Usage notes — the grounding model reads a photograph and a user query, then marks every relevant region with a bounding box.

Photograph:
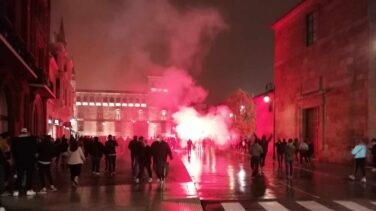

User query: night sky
[51,0,301,104]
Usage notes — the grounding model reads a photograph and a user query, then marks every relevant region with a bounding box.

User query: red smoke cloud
[173,106,233,146]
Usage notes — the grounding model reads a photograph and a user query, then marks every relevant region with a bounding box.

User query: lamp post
[264,92,276,161]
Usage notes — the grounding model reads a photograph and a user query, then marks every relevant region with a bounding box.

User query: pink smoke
[149,67,207,111]
[172,105,233,147]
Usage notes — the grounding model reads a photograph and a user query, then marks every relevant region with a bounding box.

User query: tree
[225,89,256,137]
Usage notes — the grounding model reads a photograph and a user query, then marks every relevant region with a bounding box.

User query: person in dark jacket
[105,135,118,175]
[11,128,38,196]
[128,136,139,173]
[135,137,153,183]
[259,134,272,175]
[37,135,58,193]
[90,137,105,175]
[59,136,69,167]
[275,138,284,167]
[151,135,173,184]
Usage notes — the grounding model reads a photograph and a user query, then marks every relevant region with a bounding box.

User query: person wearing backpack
[105,135,118,175]
[349,138,367,182]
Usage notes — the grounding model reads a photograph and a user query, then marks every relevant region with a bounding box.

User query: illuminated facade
[75,78,173,138]
[46,19,75,139]
[0,0,54,136]
[273,0,376,162]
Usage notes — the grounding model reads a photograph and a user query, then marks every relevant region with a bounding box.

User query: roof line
[272,0,311,30]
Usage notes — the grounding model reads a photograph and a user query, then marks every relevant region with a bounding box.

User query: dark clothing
[90,141,105,158]
[0,164,6,193]
[38,163,53,187]
[37,141,55,162]
[128,139,139,161]
[69,164,82,182]
[16,163,34,190]
[354,158,366,177]
[251,156,260,176]
[151,140,172,180]
[91,156,101,173]
[12,135,37,191]
[153,160,168,179]
[12,135,37,166]
[137,144,153,179]
[151,141,173,163]
[275,141,285,154]
[108,155,116,173]
[105,139,118,155]
[285,160,293,177]
[371,144,376,167]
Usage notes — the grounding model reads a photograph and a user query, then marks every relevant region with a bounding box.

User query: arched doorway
[0,89,8,133]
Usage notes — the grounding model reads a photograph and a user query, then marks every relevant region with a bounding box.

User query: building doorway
[0,89,8,133]
[302,107,319,157]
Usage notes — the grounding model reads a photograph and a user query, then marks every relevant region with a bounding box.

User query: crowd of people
[0,128,174,197]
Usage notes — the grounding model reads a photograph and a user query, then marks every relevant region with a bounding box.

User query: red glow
[172,106,232,146]
[263,95,270,103]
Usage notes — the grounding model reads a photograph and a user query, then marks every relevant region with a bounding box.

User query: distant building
[0,0,54,136]
[273,0,376,161]
[47,19,75,139]
[75,77,173,139]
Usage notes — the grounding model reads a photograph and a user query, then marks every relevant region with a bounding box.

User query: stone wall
[273,0,371,162]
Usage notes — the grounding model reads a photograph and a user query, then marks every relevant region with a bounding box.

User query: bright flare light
[172,106,232,146]
[263,95,270,103]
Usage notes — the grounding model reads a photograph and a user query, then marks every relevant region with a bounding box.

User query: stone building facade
[75,79,172,139]
[0,0,54,136]
[273,0,376,161]
[46,19,75,139]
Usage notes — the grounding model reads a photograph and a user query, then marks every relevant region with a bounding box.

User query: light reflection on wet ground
[180,145,376,202]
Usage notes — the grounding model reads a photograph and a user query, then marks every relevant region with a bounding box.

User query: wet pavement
[2,143,376,210]
[179,146,376,210]
[0,142,202,211]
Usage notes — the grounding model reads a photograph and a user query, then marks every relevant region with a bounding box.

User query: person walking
[67,140,85,187]
[259,134,272,175]
[285,139,296,180]
[89,137,105,175]
[37,135,58,194]
[349,138,367,182]
[11,128,38,196]
[299,140,309,166]
[370,138,376,172]
[151,135,173,185]
[135,137,152,183]
[128,136,139,173]
[105,135,118,175]
[249,140,263,178]
[275,138,284,167]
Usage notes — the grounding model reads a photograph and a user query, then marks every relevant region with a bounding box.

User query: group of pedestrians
[275,138,314,168]
[0,128,62,196]
[128,135,173,185]
[248,134,272,178]
[0,128,121,197]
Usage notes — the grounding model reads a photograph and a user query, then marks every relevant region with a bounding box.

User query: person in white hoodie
[67,139,85,187]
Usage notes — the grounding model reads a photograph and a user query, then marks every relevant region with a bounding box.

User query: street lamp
[264,92,276,161]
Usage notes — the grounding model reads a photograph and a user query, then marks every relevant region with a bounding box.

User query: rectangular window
[55,79,60,98]
[306,12,316,46]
